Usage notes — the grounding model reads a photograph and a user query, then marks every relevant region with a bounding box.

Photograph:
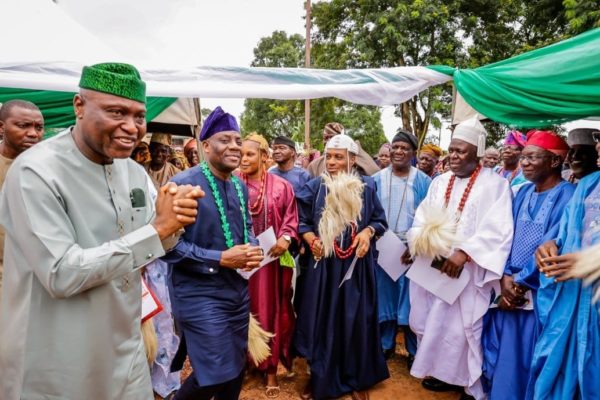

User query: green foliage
[309,0,588,144]
[242,1,597,153]
[240,30,387,155]
[311,0,464,142]
[564,0,600,34]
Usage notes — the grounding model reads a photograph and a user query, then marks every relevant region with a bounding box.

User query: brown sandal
[265,385,280,398]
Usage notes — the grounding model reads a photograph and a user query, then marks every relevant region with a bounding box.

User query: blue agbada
[528,171,600,400]
[481,181,575,400]
[293,175,390,399]
[162,167,257,387]
[372,166,431,355]
[269,166,311,194]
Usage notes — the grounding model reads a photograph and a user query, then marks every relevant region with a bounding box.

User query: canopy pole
[304,0,311,151]
[193,97,204,162]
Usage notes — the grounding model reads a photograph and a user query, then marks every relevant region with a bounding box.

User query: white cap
[452,115,487,157]
[325,134,359,155]
[568,128,596,146]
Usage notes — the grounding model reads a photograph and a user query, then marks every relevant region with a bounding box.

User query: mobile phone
[431,256,463,278]
[431,257,446,270]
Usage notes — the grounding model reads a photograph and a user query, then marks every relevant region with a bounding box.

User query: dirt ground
[238,354,461,400]
[169,338,462,400]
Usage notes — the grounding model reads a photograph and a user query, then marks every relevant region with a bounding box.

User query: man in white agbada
[0,63,204,400]
[407,116,513,400]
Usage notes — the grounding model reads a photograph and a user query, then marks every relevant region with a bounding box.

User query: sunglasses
[593,131,600,143]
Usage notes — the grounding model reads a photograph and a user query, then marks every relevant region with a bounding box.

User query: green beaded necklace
[200,162,248,247]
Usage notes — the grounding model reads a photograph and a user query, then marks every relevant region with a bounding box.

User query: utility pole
[304,0,311,151]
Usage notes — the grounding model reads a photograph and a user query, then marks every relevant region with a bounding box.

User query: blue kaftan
[373,167,431,354]
[528,171,600,400]
[162,168,257,387]
[268,165,311,194]
[481,181,575,400]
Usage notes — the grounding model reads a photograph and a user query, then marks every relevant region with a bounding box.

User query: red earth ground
[164,338,462,400]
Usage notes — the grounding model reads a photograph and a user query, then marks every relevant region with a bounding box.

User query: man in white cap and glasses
[294,134,389,400]
[406,116,514,400]
[562,128,600,183]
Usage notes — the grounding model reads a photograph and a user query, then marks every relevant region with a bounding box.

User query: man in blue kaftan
[529,166,600,399]
[373,130,431,362]
[481,131,574,400]
[164,107,262,400]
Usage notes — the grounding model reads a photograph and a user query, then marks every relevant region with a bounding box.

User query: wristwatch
[282,234,291,243]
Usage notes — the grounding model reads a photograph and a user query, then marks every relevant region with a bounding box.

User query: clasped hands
[221,244,264,271]
[152,182,205,240]
[497,275,529,310]
[303,228,374,260]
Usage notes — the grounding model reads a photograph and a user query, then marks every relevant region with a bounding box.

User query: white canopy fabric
[152,98,199,126]
[2,0,451,116]
[0,62,452,107]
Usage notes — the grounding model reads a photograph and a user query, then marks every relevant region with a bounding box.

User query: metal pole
[304,0,311,151]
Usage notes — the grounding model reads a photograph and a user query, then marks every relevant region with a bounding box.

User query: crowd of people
[0,62,599,400]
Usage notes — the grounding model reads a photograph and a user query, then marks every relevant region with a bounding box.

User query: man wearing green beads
[163,106,264,400]
[0,63,204,400]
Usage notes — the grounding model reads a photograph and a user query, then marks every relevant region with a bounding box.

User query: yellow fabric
[244,132,269,153]
[420,144,443,158]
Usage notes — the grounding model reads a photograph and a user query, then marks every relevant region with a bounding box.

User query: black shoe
[421,377,464,393]
[383,348,395,360]
[460,393,475,400]
[406,354,415,370]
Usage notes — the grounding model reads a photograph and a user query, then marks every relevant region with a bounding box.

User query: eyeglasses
[592,131,600,143]
[519,154,549,163]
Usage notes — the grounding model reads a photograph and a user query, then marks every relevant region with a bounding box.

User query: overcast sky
[57,0,406,144]
[56,0,599,148]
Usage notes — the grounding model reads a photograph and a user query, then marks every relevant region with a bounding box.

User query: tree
[310,0,581,144]
[311,0,464,144]
[240,30,387,155]
[564,0,600,34]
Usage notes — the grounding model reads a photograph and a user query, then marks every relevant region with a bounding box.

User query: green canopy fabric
[0,88,177,136]
[431,28,600,128]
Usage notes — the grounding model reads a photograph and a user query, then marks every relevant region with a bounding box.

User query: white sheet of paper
[376,230,410,282]
[257,226,278,267]
[406,256,470,305]
[238,226,277,280]
[339,256,359,288]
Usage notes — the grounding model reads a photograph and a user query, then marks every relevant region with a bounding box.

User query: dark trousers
[174,370,245,400]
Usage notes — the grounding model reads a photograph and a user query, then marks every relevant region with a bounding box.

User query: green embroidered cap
[79,63,146,103]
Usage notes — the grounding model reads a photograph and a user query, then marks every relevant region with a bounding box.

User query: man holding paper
[407,116,513,400]
[163,107,263,400]
[238,133,298,397]
[294,134,389,400]
[373,129,431,364]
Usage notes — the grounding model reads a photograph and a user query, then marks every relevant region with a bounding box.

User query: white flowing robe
[0,131,166,400]
[407,168,513,399]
